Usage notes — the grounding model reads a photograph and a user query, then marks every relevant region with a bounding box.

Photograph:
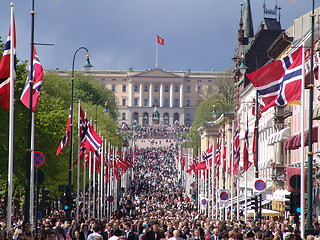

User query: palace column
[129,81,133,107]
[160,83,164,107]
[180,82,184,108]
[169,83,173,108]
[139,83,143,107]
[149,83,153,107]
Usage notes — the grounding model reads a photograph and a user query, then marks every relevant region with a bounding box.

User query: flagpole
[30,114,35,229]
[88,151,92,219]
[300,44,306,239]
[76,101,81,221]
[25,0,36,224]
[82,149,86,219]
[230,121,234,220]
[155,40,158,68]
[7,3,14,230]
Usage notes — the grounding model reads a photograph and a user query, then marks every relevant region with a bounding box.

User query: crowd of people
[1,141,320,240]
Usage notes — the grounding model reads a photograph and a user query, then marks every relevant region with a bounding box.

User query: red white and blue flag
[80,107,102,152]
[243,115,252,172]
[20,46,44,112]
[56,106,72,155]
[214,131,222,165]
[247,48,303,112]
[0,16,16,111]
[233,128,240,174]
[196,145,213,170]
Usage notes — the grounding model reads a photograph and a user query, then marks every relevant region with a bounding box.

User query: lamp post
[239,49,260,222]
[305,0,315,234]
[68,47,93,219]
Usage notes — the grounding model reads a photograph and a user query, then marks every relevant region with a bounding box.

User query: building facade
[77,68,231,126]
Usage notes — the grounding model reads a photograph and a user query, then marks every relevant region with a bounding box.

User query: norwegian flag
[233,128,240,174]
[196,145,213,170]
[247,47,303,112]
[180,154,186,170]
[56,106,72,155]
[20,46,44,111]
[214,131,222,165]
[0,15,16,111]
[243,116,252,172]
[251,98,263,119]
[80,107,102,152]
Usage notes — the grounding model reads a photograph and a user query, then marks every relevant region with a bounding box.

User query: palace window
[134,85,139,92]
[174,86,179,92]
[144,85,149,92]
[122,98,126,106]
[111,85,116,92]
[164,86,169,92]
[186,85,191,93]
[122,85,127,92]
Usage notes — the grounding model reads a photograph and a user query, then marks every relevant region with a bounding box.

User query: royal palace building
[56,68,231,126]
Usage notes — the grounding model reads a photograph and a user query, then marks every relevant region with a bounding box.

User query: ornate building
[74,68,231,126]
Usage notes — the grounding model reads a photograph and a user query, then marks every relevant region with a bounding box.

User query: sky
[0,0,318,72]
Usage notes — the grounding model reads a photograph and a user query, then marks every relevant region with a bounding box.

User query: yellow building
[56,68,231,125]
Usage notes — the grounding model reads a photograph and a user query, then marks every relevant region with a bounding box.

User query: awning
[259,118,273,132]
[284,126,318,150]
[268,127,291,146]
[246,208,281,217]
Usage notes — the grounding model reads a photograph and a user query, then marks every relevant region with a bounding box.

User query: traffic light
[284,193,293,214]
[42,189,51,208]
[291,192,301,215]
[63,195,71,211]
[250,196,257,211]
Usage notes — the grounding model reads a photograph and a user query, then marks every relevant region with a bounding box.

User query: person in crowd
[87,226,103,240]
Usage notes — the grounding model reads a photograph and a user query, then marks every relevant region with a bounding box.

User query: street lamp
[68,47,93,219]
[238,49,260,222]
[211,100,225,119]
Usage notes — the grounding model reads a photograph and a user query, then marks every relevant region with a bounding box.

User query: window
[154,85,159,92]
[164,86,169,92]
[144,85,149,92]
[121,112,126,120]
[164,98,169,107]
[154,98,159,106]
[122,98,126,106]
[186,98,191,106]
[144,98,148,106]
[186,85,191,93]
[111,85,116,92]
[134,98,139,106]
[174,86,179,92]
[134,85,139,92]
[174,98,179,107]
[122,85,127,92]
[196,85,201,93]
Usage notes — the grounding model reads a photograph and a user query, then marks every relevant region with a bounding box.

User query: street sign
[201,198,207,205]
[106,195,114,202]
[254,178,266,192]
[34,151,45,167]
[220,190,229,202]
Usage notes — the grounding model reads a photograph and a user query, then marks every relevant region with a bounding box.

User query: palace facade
[58,68,231,126]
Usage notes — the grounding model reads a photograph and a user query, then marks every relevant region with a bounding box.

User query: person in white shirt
[87,226,102,240]
[168,230,183,240]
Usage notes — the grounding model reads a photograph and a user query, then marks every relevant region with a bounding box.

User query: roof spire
[242,0,254,38]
